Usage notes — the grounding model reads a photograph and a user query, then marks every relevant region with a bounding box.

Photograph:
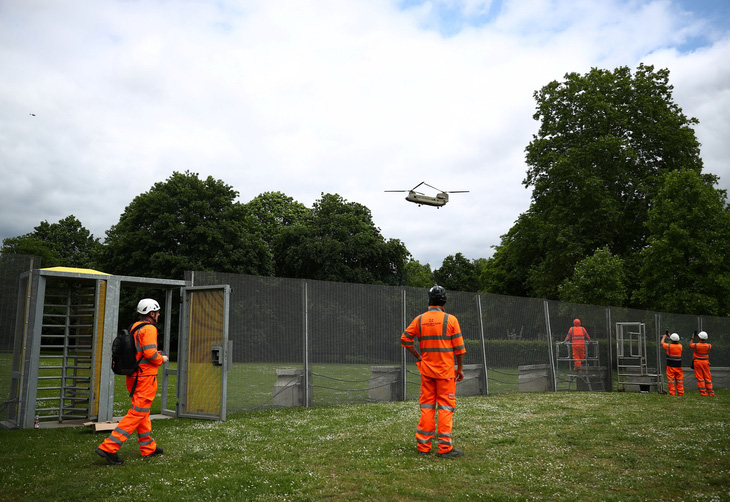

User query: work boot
[143,447,164,458]
[417,449,431,456]
[96,447,124,465]
[437,448,464,458]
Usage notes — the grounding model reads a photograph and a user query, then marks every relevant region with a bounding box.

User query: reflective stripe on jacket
[690,341,711,361]
[662,341,683,368]
[401,306,466,379]
[131,321,164,376]
[566,326,589,344]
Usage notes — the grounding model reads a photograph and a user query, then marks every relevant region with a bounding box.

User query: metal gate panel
[178,285,230,420]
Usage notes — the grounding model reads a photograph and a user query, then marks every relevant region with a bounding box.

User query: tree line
[3,64,730,316]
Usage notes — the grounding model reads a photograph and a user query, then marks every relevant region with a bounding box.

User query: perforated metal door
[177,285,230,420]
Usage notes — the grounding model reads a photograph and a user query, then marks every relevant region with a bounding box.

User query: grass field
[1,389,728,501]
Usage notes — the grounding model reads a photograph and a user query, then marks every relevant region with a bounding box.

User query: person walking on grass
[96,298,168,465]
[661,331,684,396]
[401,285,466,458]
[690,331,714,396]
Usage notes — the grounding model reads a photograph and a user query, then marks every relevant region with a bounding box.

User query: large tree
[636,169,730,316]
[101,171,273,279]
[273,193,410,285]
[484,64,705,301]
[558,246,627,307]
[1,215,101,269]
[245,191,308,248]
[433,253,480,292]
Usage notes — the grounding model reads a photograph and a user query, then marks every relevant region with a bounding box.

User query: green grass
[1,390,728,501]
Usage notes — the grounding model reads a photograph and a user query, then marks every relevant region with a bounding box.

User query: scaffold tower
[553,340,605,391]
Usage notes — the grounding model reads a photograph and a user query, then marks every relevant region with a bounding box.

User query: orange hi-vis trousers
[98,375,158,456]
[571,344,586,368]
[416,374,456,455]
[666,366,684,396]
[693,360,714,396]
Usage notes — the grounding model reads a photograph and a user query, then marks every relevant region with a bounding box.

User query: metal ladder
[615,322,663,393]
[36,283,96,423]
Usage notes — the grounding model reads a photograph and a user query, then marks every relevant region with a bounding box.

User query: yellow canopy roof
[41,266,109,276]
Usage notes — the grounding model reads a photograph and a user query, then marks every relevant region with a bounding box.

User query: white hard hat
[137,298,160,315]
[698,331,708,340]
[670,333,680,342]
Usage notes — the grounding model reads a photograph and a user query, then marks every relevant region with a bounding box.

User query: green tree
[558,246,627,307]
[245,191,308,247]
[636,169,730,316]
[273,193,410,285]
[485,64,704,301]
[101,171,273,279]
[1,215,101,268]
[403,259,433,287]
[433,253,480,292]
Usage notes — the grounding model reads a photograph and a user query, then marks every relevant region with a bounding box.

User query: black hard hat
[428,285,447,306]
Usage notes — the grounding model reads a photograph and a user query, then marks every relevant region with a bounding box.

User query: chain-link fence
[189,272,730,414]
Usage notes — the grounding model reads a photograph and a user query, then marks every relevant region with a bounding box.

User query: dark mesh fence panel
[307,280,403,407]
[547,300,610,391]
[0,256,37,423]
[480,293,549,394]
[192,272,305,412]
[184,271,730,412]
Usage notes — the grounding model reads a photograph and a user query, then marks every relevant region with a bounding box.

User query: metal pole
[302,281,310,407]
[606,307,613,392]
[544,300,556,392]
[476,294,489,395]
[400,288,407,401]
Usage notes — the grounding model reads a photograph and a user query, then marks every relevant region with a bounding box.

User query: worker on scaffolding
[661,332,684,396]
[564,318,591,371]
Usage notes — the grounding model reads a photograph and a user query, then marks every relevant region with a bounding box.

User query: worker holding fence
[564,318,591,369]
[401,285,466,458]
[690,331,714,396]
[661,332,684,396]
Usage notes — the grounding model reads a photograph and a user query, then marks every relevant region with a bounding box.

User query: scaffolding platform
[554,340,605,391]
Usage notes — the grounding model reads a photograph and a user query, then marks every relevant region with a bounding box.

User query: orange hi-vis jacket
[690,341,711,362]
[662,341,683,367]
[131,321,165,376]
[401,306,466,379]
[566,326,590,345]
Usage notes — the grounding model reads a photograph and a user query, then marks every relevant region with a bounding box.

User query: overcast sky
[1,0,729,269]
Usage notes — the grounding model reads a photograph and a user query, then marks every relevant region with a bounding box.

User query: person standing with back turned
[96,298,169,465]
[564,318,591,370]
[690,331,714,396]
[401,285,466,458]
[661,331,684,396]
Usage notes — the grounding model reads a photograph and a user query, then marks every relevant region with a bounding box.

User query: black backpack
[111,322,150,376]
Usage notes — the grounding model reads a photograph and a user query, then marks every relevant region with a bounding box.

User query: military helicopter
[385,182,469,208]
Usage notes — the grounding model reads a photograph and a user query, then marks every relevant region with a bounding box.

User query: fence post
[400,288,407,401]
[606,307,613,392]
[544,300,556,392]
[302,281,310,407]
[477,294,489,395]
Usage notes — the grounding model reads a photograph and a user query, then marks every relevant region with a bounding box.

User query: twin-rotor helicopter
[385,182,469,208]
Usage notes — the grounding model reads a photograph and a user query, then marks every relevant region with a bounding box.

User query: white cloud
[1,0,728,268]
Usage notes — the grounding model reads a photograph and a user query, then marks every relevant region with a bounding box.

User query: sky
[1,0,729,270]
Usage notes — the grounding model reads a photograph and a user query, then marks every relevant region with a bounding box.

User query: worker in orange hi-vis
[661,332,684,396]
[564,318,591,369]
[96,298,169,465]
[690,331,714,397]
[401,285,466,458]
